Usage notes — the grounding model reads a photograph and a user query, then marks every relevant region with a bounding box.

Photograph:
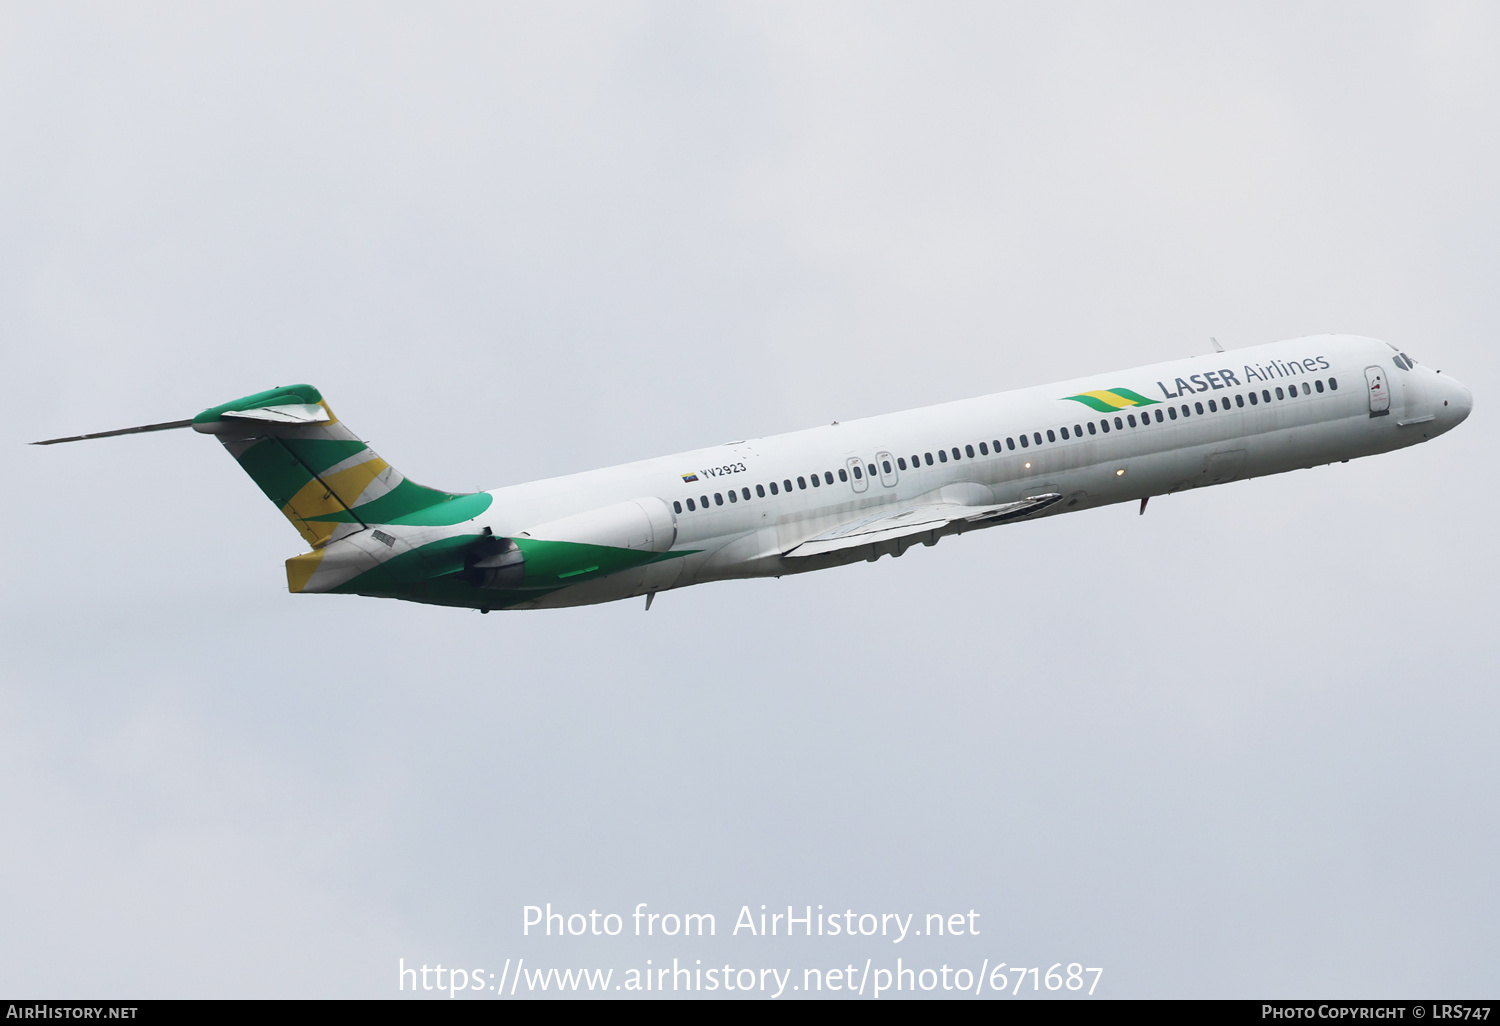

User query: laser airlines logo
[1060,388,1160,412]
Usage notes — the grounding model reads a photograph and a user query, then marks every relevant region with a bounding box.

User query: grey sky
[2,1,1496,998]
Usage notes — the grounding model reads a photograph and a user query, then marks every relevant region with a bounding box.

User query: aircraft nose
[1437,372,1473,426]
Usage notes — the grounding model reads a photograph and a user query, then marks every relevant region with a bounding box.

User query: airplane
[32,334,1471,612]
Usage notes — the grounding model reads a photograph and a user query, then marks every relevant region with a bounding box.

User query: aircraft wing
[782,492,1061,559]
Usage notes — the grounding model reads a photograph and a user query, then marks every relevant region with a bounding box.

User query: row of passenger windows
[674,468,849,513]
[671,378,1337,514]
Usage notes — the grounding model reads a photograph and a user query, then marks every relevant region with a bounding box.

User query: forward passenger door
[1365,366,1390,417]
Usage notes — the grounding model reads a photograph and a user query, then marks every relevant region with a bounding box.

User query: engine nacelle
[524,497,677,552]
[468,497,678,590]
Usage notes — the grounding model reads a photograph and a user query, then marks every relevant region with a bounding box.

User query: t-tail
[189,384,469,549]
[33,384,491,594]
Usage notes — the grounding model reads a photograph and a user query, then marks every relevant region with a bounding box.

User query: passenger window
[1127,414,1137,427]
[1261,390,1271,402]
[938,449,948,462]
[1006,438,1016,450]
[1100,419,1110,433]
[925,453,934,465]
[979,442,988,455]
[1207,400,1216,412]
[1155,409,1165,422]
[714,493,723,505]
[1302,383,1311,395]
[851,466,862,479]
[1248,392,1258,405]
[1329,377,1338,390]
[1046,430,1056,443]
[1275,386,1284,400]
[1075,424,1083,435]
[701,495,709,507]
[1235,394,1244,407]
[756,484,766,497]
[1315,380,1324,393]
[1193,403,1203,415]
[728,490,737,503]
[881,461,891,474]
[1168,407,1178,420]
[838,469,848,482]
[965,445,975,458]
[810,475,820,488]
[951,447,961,460]
[673,500,683,514]
[992,440,1002,452]
[1060,427,1069,439]
[797,476,807,489]
[742,488,751,500]
[1033,433,1042,446]
[897,457,907,470]
[785,479,794,492]
[1086,422,1096,435]
[865,467,874,480]
[1019,435,1029,448]
[770,481,780,494]
[1180,405,1190,417]
[686,498,696,511]
[1114,416,1123,429]
[825,472,835,484]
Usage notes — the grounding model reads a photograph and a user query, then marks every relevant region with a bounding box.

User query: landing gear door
[1365,366,1390,416]
[845,456,869,493]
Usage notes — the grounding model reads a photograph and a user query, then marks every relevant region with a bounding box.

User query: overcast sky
[2,1,1497,999]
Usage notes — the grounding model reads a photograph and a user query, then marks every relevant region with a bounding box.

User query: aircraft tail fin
[191,384,466,548]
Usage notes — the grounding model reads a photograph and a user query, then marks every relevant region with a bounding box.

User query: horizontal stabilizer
[783,492,1061,559]
[30,419,193,445]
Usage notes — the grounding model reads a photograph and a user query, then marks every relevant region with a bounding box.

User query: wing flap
[783,492,1061,558]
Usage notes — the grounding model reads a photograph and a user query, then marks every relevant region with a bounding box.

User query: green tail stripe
[231,437,373,509]
[304,479,472,524]
[235,438,316,507]
[1063,395,1118,412]
[386,492,494,526]
[513,538,654,584]
[331,535,479,594]
[1108,388,1159,406]
[332,535,698,606]
[278,438,371,476]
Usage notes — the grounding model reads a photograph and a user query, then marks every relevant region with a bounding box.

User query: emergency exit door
[845,457,869,493]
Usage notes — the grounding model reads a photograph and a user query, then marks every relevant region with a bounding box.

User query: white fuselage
[449,335,1471,608]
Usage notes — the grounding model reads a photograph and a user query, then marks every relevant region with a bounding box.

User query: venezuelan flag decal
[681,473,699,483]
[1061,388,1160,413]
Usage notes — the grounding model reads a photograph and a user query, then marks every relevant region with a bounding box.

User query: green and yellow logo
[1061,388,1160,413]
